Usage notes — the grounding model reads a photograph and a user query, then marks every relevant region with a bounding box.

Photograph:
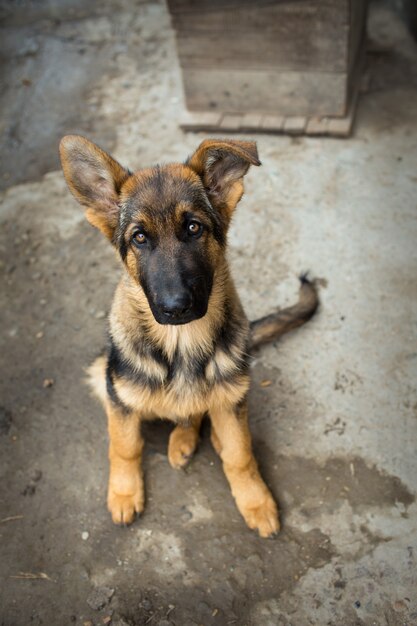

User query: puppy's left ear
[187,139,260,223]
[59,135,131,240]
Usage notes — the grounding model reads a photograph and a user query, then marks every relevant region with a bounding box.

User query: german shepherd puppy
[59,136,318,538]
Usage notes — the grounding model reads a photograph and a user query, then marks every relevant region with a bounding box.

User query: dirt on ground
[1,1,417,626]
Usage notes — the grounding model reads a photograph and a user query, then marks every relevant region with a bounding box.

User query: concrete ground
[1,1,416,625]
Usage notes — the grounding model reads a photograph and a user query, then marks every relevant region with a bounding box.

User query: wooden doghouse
[167,0,368,136]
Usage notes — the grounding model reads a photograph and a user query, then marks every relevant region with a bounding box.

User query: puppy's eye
[132,231,147,247]
[187,221,203,238]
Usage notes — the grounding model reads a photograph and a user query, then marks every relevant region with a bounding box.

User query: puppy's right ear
[59,135,131,240]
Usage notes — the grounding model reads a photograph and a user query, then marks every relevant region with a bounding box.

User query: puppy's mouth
[150,300,209,326]
[154,311,204,325]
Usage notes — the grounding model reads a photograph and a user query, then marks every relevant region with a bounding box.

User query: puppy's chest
[138,344,227,391]
[118,339,249,420]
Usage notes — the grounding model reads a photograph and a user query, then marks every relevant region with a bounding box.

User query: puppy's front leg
[210,401,279,538]
[107,405,144,525]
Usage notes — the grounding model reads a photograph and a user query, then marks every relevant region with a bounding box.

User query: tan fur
[60,135,319,539]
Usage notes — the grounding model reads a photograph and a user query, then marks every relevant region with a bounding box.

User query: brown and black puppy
[59,136,318,538]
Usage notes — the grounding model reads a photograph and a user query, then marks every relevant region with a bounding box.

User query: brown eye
[132,231,147,247]
[188,221,203,237]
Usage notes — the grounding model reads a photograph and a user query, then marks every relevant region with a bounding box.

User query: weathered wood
[348,0,368,71]
[176,27,348,72]
[283,116,307,134]
[305,116,330,135]
[327,115,353,136]
[179,111,223,131]
[179,110,354,138]
[183,69,347,117]
[261,115,285,131]
[240,113,263,130]
[169,4,347,32]
[220,114,242,130]
[168,0,366,126]
[167,0,344,14]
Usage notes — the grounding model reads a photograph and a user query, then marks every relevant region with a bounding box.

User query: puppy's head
[59,136,260,325]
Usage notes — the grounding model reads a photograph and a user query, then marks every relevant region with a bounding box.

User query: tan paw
[107,488,144,525]
[168,426,199,469]
[240,496,280,538]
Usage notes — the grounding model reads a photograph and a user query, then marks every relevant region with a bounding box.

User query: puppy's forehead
[121,164,208,218]
[115,163,225,255]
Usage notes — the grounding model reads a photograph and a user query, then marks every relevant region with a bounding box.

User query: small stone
[197,601,210,614]
[87,586,114,611]
[36,331,44,339]
[141,600,152,611]
[31,469,42,482]
[260,379,272,387]
[103,617,112,624]
[43,378,54,388]
[82,531,89,541]
[21,484,36,496]
[393,600,407,612]
[95,310,106,319]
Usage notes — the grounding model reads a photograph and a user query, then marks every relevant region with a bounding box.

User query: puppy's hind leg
[168,414,204,469]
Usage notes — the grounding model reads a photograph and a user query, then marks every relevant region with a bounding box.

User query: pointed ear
[59,135,131,239]
[187,139,261,221]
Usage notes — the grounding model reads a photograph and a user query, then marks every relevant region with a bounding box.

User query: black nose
[161,292,193,318]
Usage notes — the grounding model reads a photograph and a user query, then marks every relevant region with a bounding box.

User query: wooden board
[167,0,344,15]
[179,106,356,138]
[176,27,348,72]
[183,68,347,117]
[169,3,347,31]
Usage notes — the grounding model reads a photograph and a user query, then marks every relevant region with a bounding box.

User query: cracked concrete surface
[0,1,416,625]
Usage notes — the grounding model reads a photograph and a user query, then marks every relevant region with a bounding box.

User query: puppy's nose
[161,292,193,318]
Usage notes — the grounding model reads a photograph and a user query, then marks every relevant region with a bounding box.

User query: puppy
[60,136,318,538]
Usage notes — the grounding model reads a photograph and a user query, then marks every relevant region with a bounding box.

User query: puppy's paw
[168,425,199,469]
[241,496,280,539]
[107,488,144,526]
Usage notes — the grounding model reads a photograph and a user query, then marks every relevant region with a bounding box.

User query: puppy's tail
[249,274,319,350]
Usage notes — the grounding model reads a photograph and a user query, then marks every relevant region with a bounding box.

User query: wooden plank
[348,0,368,72]
[283,116,307,134]
[305,116,329,135]
[261,115,284,131]
[327,115,353,137]
[179,111,222,131]
[240,113,263,131]
[220,114,242,130]
[182,68,347,117]
[167,0,345,16]
[178,110,358,138]
[176,26,348,72]
[170,4,347,31]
